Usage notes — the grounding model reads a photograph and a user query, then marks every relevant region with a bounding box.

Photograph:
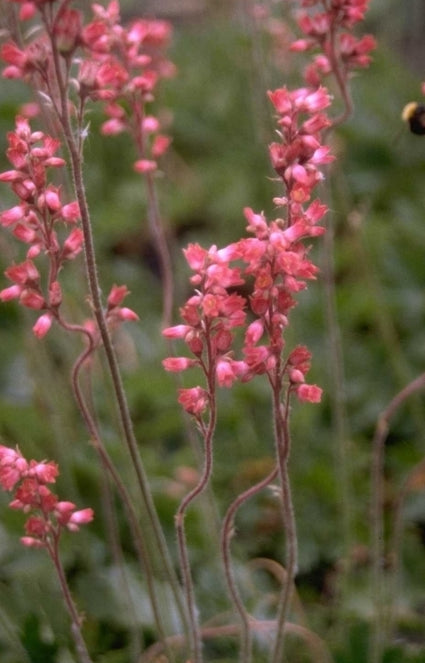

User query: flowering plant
[1,1,421,663]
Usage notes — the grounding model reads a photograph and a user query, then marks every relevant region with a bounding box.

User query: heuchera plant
[0,0,377,662]
[0,444,93,662]
[162,77,331,663]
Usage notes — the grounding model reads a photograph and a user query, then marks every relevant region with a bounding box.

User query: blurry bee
[402,102,425,135]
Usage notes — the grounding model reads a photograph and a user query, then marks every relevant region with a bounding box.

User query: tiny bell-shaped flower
[32,313,53,339]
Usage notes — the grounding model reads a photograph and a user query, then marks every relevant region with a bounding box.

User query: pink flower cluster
[83,2,174,168]
[290,0,376,86]
[162,85,330,415]
[0,116,82,337]
[163,243,247,416]
[77,1,174,172]
[0,444,93,548]
[1,1,173,172]
[0,115,138,339]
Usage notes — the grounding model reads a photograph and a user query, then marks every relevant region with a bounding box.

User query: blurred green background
[1,0,425,661]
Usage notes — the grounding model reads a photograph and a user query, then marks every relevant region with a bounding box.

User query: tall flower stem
[369,372,425,663]
[46,534,93,663]
[175,337,218,662]
[132,100,174,329]
[145,171,174,330]
[175,403,216,662]
[58,318,175,657]
[221,467,278,663]
[270,386,297,663]
[42,17,188,635]
[321,207,352,583]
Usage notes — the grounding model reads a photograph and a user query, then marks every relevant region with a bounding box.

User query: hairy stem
[46,535,93,663]
[270,387,297,663]
[42,17,187,632]
[221,467,278,663]
[58,318,176,659]
[132,99,174,329]
[175,333,218,662]
[175,400,216,663]
[369,372,425,663]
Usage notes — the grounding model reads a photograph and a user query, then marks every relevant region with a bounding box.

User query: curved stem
[387,458,425,640]
[141,618,334,663]
[369,372,425,663]
[175,403,216,663]
[56,316,176,659]
[175,359,218,663]
[270,387,298,663]
[221,467,278,663]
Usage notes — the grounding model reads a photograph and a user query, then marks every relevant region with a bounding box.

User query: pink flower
[19,289,45,309]
[0,444,94,546]
[142,116,160,132]
[162,325,191,339]
[152,134,171,158]
[53,8,82,55]
[116,307,139,321]
[178,387,209,415]
[0,285,22,301]
[5,260,39,285]
[245,320,264,345]
[0,205,24,226]
[25,515,48,537]
[67,508,94,531]
[216,359,240,388]
[183,243,208,271]
[107,284,130,307]
[32,313,53,338]
[21,535,45,547]
[134,159,157,173]
[62,228,84,260]
[295,383,322,403]
[29,461,59,484]
[43,186,61,211]
[101,118,126,135]
[61,201,81,222]
[162,357,196,372]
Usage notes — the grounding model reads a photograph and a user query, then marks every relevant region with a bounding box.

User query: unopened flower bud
[32,313,53,339]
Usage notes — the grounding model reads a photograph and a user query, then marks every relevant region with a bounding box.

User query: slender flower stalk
[260,0,376,618]
[0,0,188,639]
[0,444,94,663]
[163,243,247,661]
[270,388,298,663]
[174,395,217,663]
[221,467,278,663]
[56,314,175,659]
[369,372,425,663]
[47,535,94,663]
[163,83,330,660]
